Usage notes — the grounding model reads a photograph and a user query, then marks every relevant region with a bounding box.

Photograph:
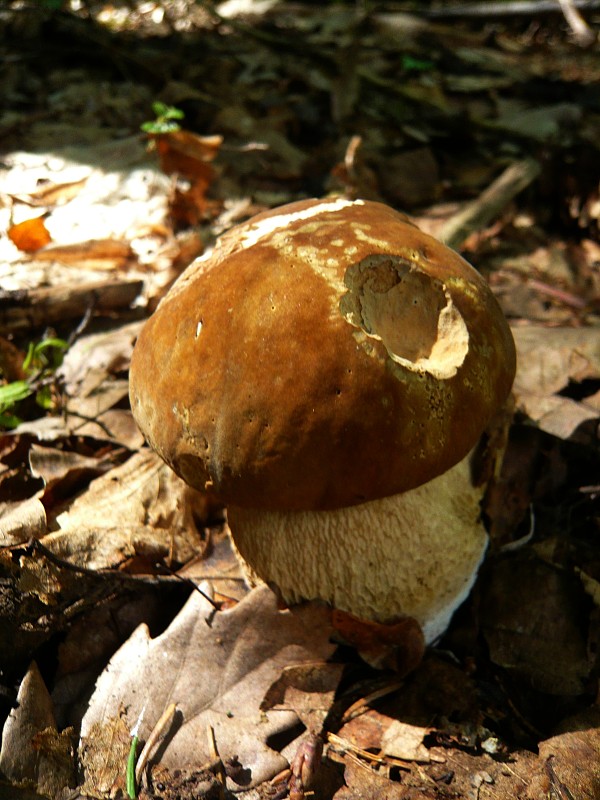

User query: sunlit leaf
[8,216,52,253]
[0,380,32,411]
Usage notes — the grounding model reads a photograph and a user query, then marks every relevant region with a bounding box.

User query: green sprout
[126,734,139,799]
[401,54,434,72]
[0,336,68,429]
[141,102,185,135]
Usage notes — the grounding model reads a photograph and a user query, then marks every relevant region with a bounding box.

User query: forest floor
[0,1,599,798]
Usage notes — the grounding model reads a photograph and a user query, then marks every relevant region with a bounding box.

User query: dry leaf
[332,610,425,674]
[261,662,343,735]
[380,720,431,763]
[0,496,47,546]
[527,709,600,799]
[79,712,131,798]
[334,758,435,799]
[155,130,223,169]
[8,216,52,252]
[44,450,208,571]
[35,238,135,270]
[512,326,600,398]
[17,176,88,206]
[480,556,593,695]
[29,443,117,493]
[0,661,75,798]
[80,585,335,790]
[511,325,600,440]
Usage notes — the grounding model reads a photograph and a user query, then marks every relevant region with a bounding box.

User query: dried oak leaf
[527,708,600,800]
[43,450,208,571]
[334,759,437,800]
[480,555,593,695]
[0,661,75,798]
[80,585,335,791]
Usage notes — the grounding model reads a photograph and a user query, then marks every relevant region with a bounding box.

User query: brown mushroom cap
[129,198,515,511]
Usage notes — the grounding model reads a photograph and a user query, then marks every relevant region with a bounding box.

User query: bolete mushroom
[129,198,516,643]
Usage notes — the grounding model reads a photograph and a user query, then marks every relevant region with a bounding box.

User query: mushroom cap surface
[129,198,516,510]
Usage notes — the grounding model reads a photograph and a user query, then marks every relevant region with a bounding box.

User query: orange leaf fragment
[155,131,222,182]
[333,609,425,674]
[8,216,52,253]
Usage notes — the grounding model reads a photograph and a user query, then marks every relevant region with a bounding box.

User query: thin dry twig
[206,724,227,800]
[423,0,600,17]
[439,158,541,250]
[340,680,404,724]
[0,279,143,334]
[135,702,177,784]
[557,0,597,45]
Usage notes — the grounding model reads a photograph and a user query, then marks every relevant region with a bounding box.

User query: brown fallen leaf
[29,442,119,495]
[480,555,594,695]
[512,326,600,399]
[8,176,88,208]
[527,708,600,800]
[0,661,75,797]
[380,720,432,763]
[44,450,209,572]
[0,496,47,546]
[332,609,425,674]
[154,130,223,170]
[334,757,436,799]
[35,238,136,270]
[79,585,336,791]
[261,661,344,735]
[511,325,600,441]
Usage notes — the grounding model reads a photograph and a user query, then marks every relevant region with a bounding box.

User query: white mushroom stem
[227,451,488,644]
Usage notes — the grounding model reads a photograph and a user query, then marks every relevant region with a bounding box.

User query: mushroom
[129,198,516,643]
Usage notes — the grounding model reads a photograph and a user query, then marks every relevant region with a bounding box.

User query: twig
[206,724,227,800]
[422,0,600,18]
[155,562,223,611]
[527,278,588,309]
[557,0,597,45]
[0,279,143,334]
[439,157,541,250]
[135,703,177,784]
[340,679,404,724]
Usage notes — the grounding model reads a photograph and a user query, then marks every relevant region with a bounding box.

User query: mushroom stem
[228,450,488,644]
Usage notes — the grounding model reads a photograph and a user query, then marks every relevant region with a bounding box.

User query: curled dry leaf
[511,325,600,440]
[0,661,75,797]
[44,450,209,571]
[332,610,425,674]
[380,720,432,763]
[261,661,344,735]
[512,326,600,398]
[0,496,47,546]
[34,238,136,270]
[80,585,335,791]
[334,758,436,800]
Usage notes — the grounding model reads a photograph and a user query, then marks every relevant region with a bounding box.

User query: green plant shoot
[141,102,185,134]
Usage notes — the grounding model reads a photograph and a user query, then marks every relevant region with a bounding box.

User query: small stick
[557,0,596,45]
[206,724,227,800]
[135,703,177,784]
[527,279,588,309]
[0,279,143,334]
[422,0,600,18]
[439,158,541,250]
[340,679,404,724]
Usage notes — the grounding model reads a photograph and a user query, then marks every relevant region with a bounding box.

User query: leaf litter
[80,586,337,794]
[0,1,599,798]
